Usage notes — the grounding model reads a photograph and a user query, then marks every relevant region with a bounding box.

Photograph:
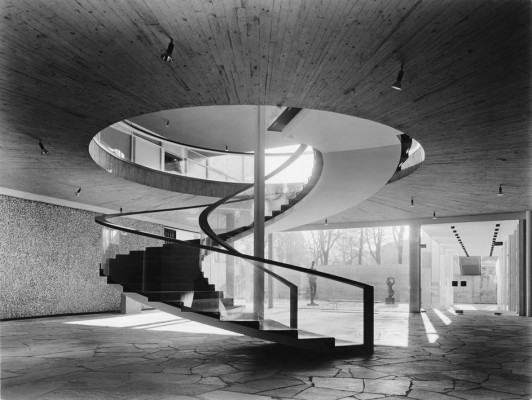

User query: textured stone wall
[0,195,162,320]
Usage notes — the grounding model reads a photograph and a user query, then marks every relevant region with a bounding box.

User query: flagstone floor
[1,307,531,399]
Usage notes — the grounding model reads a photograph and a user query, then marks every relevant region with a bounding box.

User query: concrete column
[420,230,432,309]
[518,219,526,316]
[526,210,531,317]
[439,249,448,307]
[254,105,265,320]
[225,213,235,298]
[502,241,509,310]
[510,232,516,312]
[121,294,141,314]
[446,250,454,306]
[431,238,441,307]
[409,224,421,313]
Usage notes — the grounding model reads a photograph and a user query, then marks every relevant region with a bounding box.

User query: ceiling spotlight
[120,207,123,213]
[324,218,328,226]
[75,187,81,196]
[39,140,48,155]
[391,64,404,90]
[498,184,504,196]
[225,145,228,152]
[410,198,415,207]
[432,211,437,220]
[161,39,174,62]
[165,120,170,127]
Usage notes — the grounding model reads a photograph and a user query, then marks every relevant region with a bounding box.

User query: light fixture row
[489,223,501,256]
[450,225,469,257]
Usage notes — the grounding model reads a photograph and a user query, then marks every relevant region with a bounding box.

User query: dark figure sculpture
[385,276,395,305]
[307,261,318,306]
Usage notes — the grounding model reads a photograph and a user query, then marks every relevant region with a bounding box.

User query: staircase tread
[296,329,336,341]
[221,312,257,322]
[259,319,297,331]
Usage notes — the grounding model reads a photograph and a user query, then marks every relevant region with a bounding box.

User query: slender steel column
[268,233,274,308]
[254,105,266,320]
[225,212,235,298]
[409,224,421,313]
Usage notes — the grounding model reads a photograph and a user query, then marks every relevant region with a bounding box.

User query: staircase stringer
[121,290,335,353]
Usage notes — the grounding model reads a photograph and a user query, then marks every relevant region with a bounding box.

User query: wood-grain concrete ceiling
[0,0,530,228]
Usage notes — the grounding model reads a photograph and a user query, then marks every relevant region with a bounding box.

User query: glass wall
[265,225,410,346]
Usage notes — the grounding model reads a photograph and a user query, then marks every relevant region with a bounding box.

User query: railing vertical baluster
[363,287,374,351]
[290,287,298,329]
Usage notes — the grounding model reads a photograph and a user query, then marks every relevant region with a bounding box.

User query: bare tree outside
[306,229,341,265]
[392,226,405,264]
[335,229,364,265]
[365,227,383,264]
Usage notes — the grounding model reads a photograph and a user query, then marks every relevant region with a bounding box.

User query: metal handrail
[198,145,309,328]
[95,145,374,350]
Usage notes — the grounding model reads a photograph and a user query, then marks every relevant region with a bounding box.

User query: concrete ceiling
[0,0,530,228]
[422,221,519,258]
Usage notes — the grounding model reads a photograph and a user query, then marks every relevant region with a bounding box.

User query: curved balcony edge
[89,139,249,198]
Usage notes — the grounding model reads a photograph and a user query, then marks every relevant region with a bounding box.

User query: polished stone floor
[1,307,531,399]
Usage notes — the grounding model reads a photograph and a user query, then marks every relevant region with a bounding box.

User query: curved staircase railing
[96,145,374,354]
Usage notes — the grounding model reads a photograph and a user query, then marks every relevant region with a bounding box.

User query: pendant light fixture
[391,64,404,90]
[161,39,174,62]
[75,187,81,196]
[324,218,328,226]
[432,211,437,220]
[410,197,415,207]
[498,184,504,196]
[39,140,48,155]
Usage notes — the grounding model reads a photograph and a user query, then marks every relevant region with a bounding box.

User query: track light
[498,184,504,196]
[410,197,414,207]
[391,65,404,90]
[75,187,81,196]
[39,140,48,155]
[161,39,174,62]
[432,211,437,220]
[324,218,328,226]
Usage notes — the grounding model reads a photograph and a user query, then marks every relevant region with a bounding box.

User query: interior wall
[0,195,162,320]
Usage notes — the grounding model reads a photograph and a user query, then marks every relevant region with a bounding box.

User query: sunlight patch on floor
[421,312,439,343]
[65,311,241,336]
[433,308,452,325]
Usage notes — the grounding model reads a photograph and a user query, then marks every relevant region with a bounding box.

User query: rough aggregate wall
[0,195,163,319]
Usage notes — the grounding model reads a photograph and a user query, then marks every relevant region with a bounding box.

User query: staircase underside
[116,286,367,354]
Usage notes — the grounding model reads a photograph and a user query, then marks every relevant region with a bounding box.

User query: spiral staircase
[95,134,417,353]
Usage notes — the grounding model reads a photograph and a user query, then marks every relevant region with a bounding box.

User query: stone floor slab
[1,309,531,400]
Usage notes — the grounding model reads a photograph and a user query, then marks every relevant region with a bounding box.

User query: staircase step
[221,313,260,329]
[296,329,336,346]
[260,320,298,338]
